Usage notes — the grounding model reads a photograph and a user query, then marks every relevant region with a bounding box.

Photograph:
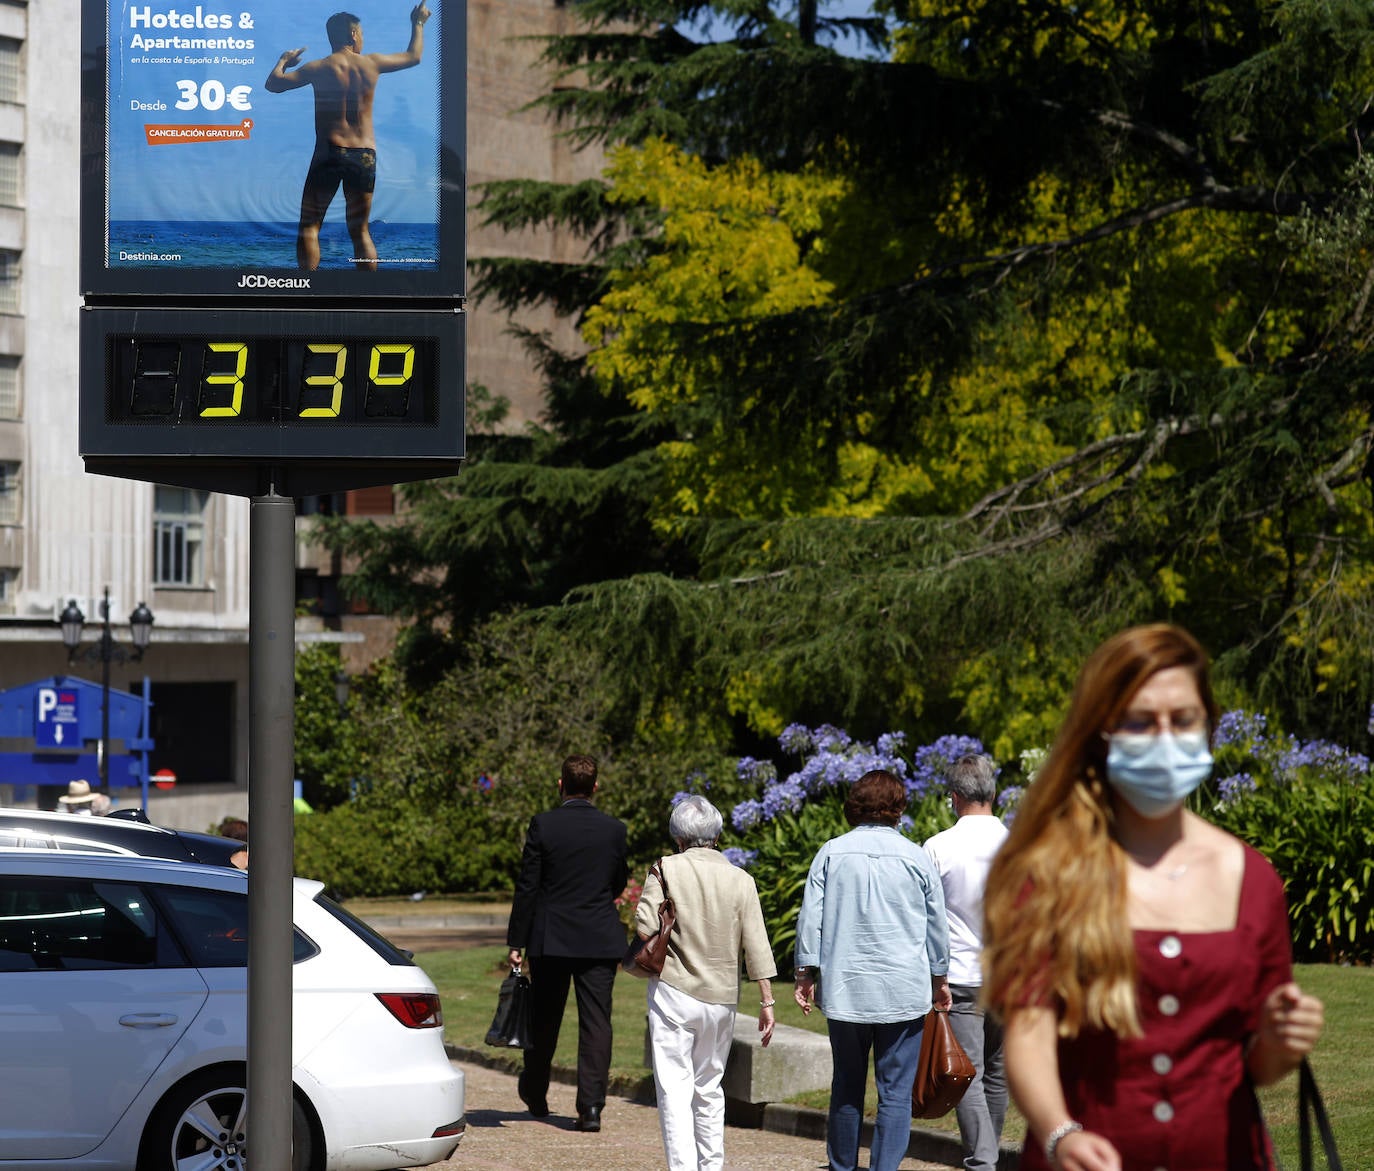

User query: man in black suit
[506,754,629,1132]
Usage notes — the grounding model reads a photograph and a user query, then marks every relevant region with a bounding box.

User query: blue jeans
[948,984,1006,1171]
[826,1016,924,1171]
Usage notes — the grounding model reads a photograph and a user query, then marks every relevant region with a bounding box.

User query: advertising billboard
[80,0,465,299]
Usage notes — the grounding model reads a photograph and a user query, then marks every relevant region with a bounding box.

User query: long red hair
[981,624,1219,1037]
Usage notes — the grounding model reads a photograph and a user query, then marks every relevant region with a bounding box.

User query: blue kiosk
[0,676,154,810]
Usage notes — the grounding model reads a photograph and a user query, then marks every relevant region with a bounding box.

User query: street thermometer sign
[79,0,467,496]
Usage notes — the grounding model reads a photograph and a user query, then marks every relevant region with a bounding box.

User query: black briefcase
[484,965,534,1049]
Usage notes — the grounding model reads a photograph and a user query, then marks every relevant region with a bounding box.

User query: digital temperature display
[79,307,465,496]
[110,336,437,426]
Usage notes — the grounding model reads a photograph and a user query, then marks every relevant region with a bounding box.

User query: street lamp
[59,586,155,789]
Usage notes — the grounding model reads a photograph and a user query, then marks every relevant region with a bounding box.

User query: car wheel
[138,1071,313,1171]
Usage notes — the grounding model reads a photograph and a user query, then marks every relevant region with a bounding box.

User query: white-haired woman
[632,794,777,1171]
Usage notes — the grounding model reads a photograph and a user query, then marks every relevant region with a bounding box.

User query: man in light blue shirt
[794,770,951,1171]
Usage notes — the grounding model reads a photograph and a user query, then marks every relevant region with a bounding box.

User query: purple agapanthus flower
[722,847,758,869]
[1217,773,1257,804]
[726,725,982,832]
[736,756,777,786]
[779,724,814,755]
[813,725,853,753]
[731,799,763,831]
[1273,737,1370,783]
[1213,710,1268,749]
[994,783,1024,827]
[762,779,806,819]
[877,731,908,756]
[909,735,986,797]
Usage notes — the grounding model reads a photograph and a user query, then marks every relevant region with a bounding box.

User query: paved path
[424,1057,953,1171]
[365,913,1016,1170]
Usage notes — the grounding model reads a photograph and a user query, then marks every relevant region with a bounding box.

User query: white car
[0,851,465,1170]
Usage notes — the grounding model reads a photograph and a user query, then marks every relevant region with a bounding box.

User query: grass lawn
[415,943,663,1080]
[415,945,1372,1163]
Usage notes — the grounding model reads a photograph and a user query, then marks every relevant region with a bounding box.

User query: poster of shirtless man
[93,0,454,289]
[265,4,432,271]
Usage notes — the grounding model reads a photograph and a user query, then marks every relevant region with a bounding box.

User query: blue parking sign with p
[35,687,81,749]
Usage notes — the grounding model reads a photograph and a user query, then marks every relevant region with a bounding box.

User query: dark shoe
[517,1075,549,1118]
[574,1106,602,1132]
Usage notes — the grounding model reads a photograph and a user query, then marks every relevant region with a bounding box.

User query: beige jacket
[635,847,777,1006]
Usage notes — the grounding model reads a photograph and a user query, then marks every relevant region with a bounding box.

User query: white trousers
[647,978,737,1171]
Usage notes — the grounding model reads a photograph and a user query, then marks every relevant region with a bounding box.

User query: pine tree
[324,0,1374,753]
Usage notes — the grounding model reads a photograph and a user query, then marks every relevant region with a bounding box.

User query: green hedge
[1203,711,1374,963]
[293,798,519,898]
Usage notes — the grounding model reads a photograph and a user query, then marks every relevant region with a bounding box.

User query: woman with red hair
[983,624,1324,1171]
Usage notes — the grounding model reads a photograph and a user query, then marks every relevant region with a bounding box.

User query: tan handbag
[912,1007,976,1118]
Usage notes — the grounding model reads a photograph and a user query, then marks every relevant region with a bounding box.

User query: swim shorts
[305,145,378,195]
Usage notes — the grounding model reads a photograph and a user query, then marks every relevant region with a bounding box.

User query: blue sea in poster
[109,220,439,270]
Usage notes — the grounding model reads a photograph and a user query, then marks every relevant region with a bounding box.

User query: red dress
[1019,845,1293,1171]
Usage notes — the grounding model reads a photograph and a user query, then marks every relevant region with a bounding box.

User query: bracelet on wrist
[760,999,776,1008]
[1044,1120,1083,1167]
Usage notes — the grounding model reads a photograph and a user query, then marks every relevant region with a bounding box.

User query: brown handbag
[912,1007,976,1118]
[621,859,676,976]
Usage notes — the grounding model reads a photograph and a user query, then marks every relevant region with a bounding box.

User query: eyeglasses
[1111,708,1207,737]
[1104,708,1210,757]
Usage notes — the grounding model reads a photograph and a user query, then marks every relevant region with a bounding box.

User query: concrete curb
[367,912,510,929]
[445,1045,1019,1169]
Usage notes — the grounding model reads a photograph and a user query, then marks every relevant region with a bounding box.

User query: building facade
[0,0,600,803]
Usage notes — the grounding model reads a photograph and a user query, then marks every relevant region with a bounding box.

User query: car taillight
[375,992,444,1028]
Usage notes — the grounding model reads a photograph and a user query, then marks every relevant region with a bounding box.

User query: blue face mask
[1105,730,1213,819]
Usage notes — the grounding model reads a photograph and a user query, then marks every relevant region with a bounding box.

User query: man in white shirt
[924,753,1010,1171]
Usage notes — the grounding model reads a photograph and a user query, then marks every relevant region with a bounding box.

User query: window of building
[153,486,209,586]
[0,39,22,106]
[0,356,19,418]
[0,567,14,613]
[0,251,20,314]
[0,461,18,525]
[0,144,20,207]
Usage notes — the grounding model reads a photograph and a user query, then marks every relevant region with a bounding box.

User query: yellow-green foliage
[584,140,860,524]
[584,138,841,406]
[950,643,1083,762]
[582,128,1311,535]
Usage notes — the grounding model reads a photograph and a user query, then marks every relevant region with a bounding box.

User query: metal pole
[141,676,152,814]
[99,586,111,789]
[248,492,296,1171]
